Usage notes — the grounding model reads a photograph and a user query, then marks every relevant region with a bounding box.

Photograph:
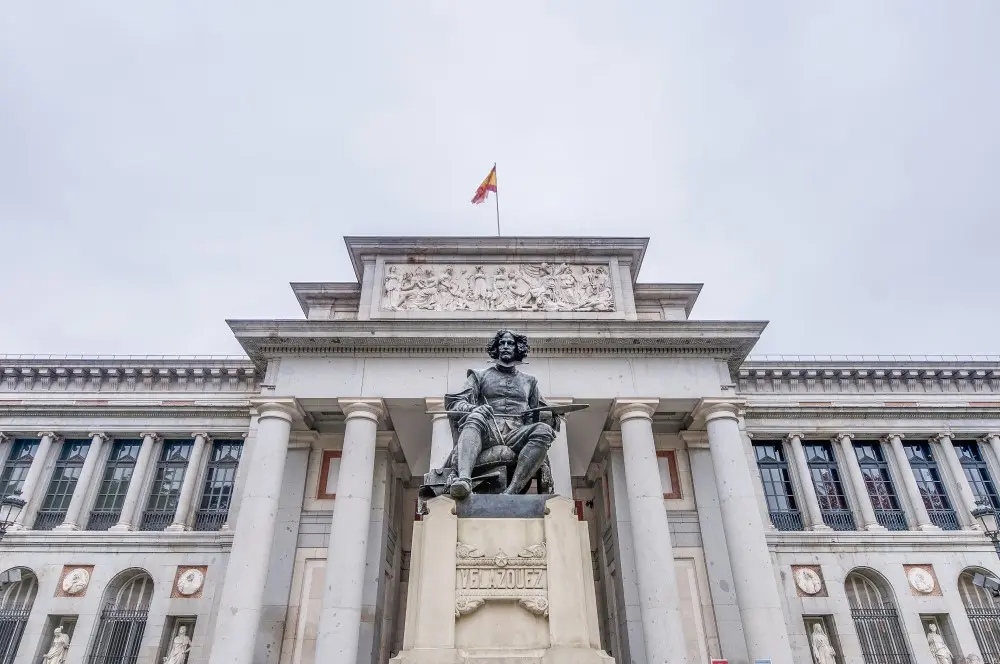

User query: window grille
[87,440,143,531]
[0,568,37,664]
[854,442,908,531]
[0,439,39,499]
[960,570,1000,664]
[194,440,242,531]
[904,442,959,530]
[753,442,803,531]
[139,440,192,531]
[956,442,1000,509]
[805,442,856,530]
[34,440,91,530]
[87,571,153,664]
[846,571,913,664]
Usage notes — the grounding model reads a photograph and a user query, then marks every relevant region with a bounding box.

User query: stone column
[426,397,453,470]
[833,433,884,530]
[701,401,794,664]
[786,432,830,531]
[314,398,384,664]
[166,432,211,531]
[55,432,108,531]
[208,401,297,664]
[547,397,573,497]
[613,399,689,664]
[109,432,159,532]
[883,434,937,531]
[932,433,979,528]
[982,434,1000,485]
[11,432,59,528]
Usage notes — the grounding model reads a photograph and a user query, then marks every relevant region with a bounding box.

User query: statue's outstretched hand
[471,404,494,418]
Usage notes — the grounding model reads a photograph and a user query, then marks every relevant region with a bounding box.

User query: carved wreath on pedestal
[382,263,615,313]
[455,541,549,618]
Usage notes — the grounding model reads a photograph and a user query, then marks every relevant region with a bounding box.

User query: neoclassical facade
[1,236,999,664]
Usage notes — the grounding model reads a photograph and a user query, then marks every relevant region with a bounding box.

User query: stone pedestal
[391,495,613,664]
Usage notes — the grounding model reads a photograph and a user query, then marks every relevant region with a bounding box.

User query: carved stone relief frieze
[454,540,549,618]
[381,263,615,313]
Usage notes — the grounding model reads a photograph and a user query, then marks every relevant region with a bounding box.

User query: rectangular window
[139,440,192,531]
[804,442,856,531]
[194,440,243,531]
[956,442,1000,509]
[0,439,40,499]
[86,439,143,530]
[753,442,803,531]
[854,442,908,530]
[904,442,959,530]
[34,440,91,530]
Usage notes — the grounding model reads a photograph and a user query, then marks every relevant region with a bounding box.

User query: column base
[164,523,189,532]
[53,522,80,532]
[864,523,888,531]
[107,523,133,533]
[916,523,942,531]
[808,524,833,532]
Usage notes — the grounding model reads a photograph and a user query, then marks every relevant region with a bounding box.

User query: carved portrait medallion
[172,566,207,598]
[793,567,824,596]
[907,566,936,594]
[60,567,91,596]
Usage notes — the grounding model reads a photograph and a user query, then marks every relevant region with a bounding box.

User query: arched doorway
[0,567,38,664]
[959,568,1000,664]
[87,569,154,663]
[845,568,913,664]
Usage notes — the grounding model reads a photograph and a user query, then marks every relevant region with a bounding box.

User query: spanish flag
[471,164,497,204]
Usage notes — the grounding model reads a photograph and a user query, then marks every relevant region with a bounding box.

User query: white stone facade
[1,236,998,664]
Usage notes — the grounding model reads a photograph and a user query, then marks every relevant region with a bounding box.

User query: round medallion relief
[794,568,823,595]
[176,568,205,596]
[61,568,90,595]
[908,567,936,594]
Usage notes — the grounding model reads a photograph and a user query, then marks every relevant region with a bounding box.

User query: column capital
[37,431,62,441]
[0,432,11,444]
[978,433,1000,444]
[88,432,110,442]
[139,432,162,442]
[611,399,658,423]
[784,432,805,444]
[252,399,302,424]
[191,432,213,442]
[929,433,953,444]
[339,398,384,422]
[680,430,709,448]
[880,433,905,444]
[690,398,743,426]
[424,397,449,422]
[832,433,854,444]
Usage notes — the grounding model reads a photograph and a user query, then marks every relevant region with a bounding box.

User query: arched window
[959,568,1000,664]
[845,569,913,664]
[87,569,154,663]
[0,567,38,664]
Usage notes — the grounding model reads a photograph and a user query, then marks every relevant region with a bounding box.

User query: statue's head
[812,623,822,633]
[929,624,939,633]
[487,329,529,364]
[179,626,187,635]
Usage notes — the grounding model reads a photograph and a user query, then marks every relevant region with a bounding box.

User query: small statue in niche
[42,626,71,664]
[810,623,837,664]
[162,625,192,664]
[926,624,954,664]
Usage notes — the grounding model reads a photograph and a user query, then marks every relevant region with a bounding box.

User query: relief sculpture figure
[926,624,953,664]
[420,330,587,499]
[810,623,837,664]
[162,625,192,664]
[42,627,71,664]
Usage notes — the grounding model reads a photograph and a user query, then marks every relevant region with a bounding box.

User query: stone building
[1,235,999,664]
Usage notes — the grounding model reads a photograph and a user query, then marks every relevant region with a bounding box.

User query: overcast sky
[2,2,997,357]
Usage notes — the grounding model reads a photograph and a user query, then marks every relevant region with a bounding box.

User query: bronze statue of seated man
[424,329,560,499]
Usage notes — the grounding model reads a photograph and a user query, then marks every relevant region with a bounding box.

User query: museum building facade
[1,236,999,664]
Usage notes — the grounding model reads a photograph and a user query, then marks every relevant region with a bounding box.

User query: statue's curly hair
[487,329,529,361]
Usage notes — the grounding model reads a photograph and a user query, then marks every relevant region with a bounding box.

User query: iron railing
[967,607,1000,664]
[875,509,908,531]
[33,510,65,531]
[86,609,147,664]
[137,511,173,531]
[0,608,29,664]
[86,510,121,531]
[821,509,857,531]
[851,607,913,664]
[929,509,961,531]
[769,510,803,531]
[193,509,228,532]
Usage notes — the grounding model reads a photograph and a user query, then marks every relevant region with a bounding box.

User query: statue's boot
[451,427,482,499]
[503,440,548,494]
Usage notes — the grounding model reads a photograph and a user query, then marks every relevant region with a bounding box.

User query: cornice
[229,319,766,375]
[766,529,999,552]
[0,530,233,552]
[632,283,703,318]
[744,403,1000,422]
[343,236,649,282]
[0,402,252,420]
[738,362,1000,396]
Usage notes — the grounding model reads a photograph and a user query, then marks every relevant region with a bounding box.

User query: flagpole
[494,163,501,236]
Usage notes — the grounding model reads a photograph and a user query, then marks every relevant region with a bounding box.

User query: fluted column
[547,397,573,497]
[932,433,978,529]
[786,432,830,530]
[883,433,937,530]
[982,434,1000,490]
[614,399,688,664]
[426,397,453,470]
[109,432,160,531]
[55,432,108,531]
[11,432,59,529]
[833,433,883,530]
[315,398,385,664]
[208,401,297,664]
[701,401,793,664]
[166,432,211,531]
